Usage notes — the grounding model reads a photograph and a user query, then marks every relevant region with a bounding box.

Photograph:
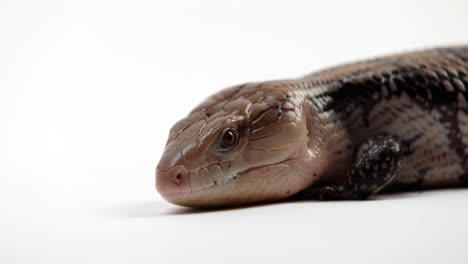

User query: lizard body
[156,46,468,207]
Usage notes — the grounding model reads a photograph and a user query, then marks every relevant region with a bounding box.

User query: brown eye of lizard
[218,127,238,151]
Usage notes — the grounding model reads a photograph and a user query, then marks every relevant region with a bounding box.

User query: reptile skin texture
[298,46,468,189]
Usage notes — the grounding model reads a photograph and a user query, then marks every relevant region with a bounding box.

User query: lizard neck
[292,82,355,184]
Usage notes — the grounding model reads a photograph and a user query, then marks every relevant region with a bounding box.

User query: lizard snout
[156,165,189,197]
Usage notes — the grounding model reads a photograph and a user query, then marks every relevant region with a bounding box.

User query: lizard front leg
[303,135,403,200]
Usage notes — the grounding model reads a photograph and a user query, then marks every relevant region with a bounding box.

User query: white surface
[1,0,468,263]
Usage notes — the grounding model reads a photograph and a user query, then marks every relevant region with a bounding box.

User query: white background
[1,0,468,263]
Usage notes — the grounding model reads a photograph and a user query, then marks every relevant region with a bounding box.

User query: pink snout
[156,165,189,196]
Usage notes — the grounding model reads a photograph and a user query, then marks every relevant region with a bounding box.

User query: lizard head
[156,82,318,207]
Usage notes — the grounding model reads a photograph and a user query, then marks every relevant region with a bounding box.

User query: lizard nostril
[165,165,188,185]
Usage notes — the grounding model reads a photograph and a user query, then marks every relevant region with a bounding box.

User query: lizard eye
[218,127,239,152]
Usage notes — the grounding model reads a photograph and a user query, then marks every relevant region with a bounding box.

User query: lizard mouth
[157,157,301,205]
